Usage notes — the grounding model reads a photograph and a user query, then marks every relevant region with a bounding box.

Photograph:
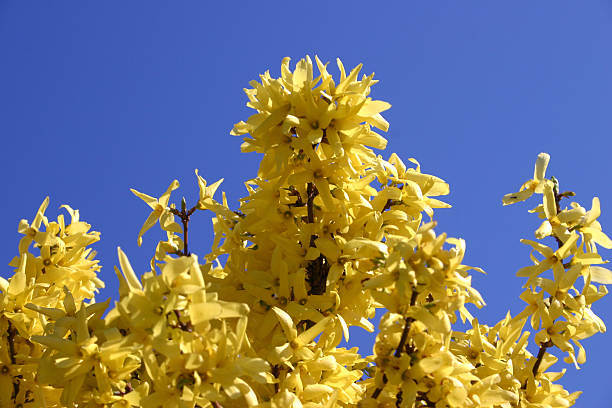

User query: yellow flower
[503,152,551,205]
[131,180,182,245]
[194,169,224,210]
[576,197,612,251]
[517,234,578,285]
[16,196,49,254]
[269,306,331,364]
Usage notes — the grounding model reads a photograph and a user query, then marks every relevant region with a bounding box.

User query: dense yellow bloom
[0,57,609,407]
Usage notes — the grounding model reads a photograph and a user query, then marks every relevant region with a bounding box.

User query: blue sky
[1,2,611,405]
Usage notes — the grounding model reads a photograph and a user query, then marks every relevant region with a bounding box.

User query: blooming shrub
[1,56,610,407]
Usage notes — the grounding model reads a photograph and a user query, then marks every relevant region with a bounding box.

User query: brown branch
[372,290,419,399]
[271,364,280,394]
[531,339,553,378]
[211,402,223,408]
[287,186,305,208]
[524,181,564,388]
[416,393,437,407]
[395,390,403,407]
[170,200,199,257]
[113,382,133,396]
[172,310,193,332]
[307,254,329,295]
[382,199,394,212]
[371,379,385,399]
[7,321,19,401]
[306,183,317,227]
[304,182,329,295]
[394,291,419,358]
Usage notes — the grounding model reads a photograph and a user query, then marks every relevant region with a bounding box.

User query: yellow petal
[33,196,50,229]
[130,189,158,209]
[533,152,550,182]
[535,220,553,239]
[296,316,332,345]
[292,56,313,91]
[502,188,534,206]
[419,354,446,374]
[0,376,12,407]
[358,99,392,117]
[480,389,518,406]
[117,247,143,291]
[354,128,388,149]
[158,179,180,208]
[302,384,334,401]
[25,303,66,320]
[542,182,557,219]
[555,233,579,259]
[314,178,336,211]
[588,266,612,284]
[272,306,298,340]
[365,113,390,132]
[7,254,27,297]
[582,197,601,226]
[136,210,161,246]
[31,335,79,355]
[582,227,612,249]
[189,302,223,325]
[325,128,344,157]
[335,62,362,95]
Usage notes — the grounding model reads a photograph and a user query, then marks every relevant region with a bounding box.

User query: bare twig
[525,181,565,387]
[394,291,419,358]
[372,290,419,399]
[170,200,199,257]
[531,339,553,378]
[304,182,330,296]
[172,310,193,332]
[7,321,19,401]
[382,199,394,212]
[272,364,280,393]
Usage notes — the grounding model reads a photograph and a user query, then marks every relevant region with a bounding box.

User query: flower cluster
[1,199,104,406]
[1,56,609,407]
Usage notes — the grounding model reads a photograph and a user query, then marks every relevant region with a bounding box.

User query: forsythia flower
[131,180,182,246]
[502,152,551,206]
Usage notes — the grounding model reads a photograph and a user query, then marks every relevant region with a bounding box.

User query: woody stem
[7,321,19,401]
[305,182,328,296]
[170,204,198,257]
[529,182,563,382]
[372,290,418,399]
[531,339,553,378]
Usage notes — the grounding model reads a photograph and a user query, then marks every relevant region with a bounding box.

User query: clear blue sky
[1,2,611,405]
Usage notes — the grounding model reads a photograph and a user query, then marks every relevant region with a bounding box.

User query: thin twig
[113,382,133,396]
[170,202,199,257]
[7,321,19,401]
[287,186,305,208]
[272,364,280,394]
[531,339,553,377]
[394,291,419,358]
[304,182,329,295]
[382,199,394,212]
[372,290,419,399]
[525,182,565,387]
[173,310,193,332]
[306,183,317,227]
